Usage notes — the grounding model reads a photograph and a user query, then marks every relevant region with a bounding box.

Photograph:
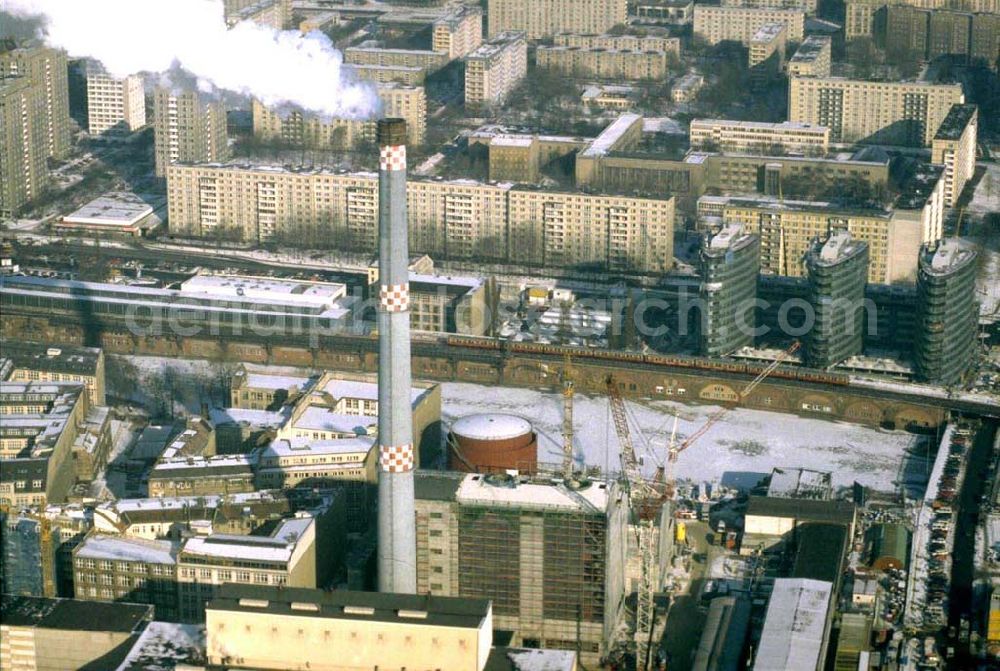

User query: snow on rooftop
[180,516,313,563]
[62,192,155,227]
[292,405,375,435]
[209,407,291,428]
[180,273,347,308]
[451,413,533,441]
[115,621,204,671]
[456,473,610,512]
[581,113,641,157]
[755,578,832,671]
[77,535,178,565]
[491,135,535,148]
[504,648,578,671]
[243,373,311,391]
[262,435,374,458]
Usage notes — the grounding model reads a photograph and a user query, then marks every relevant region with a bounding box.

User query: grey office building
[804,230,870,369]
[914,240,978,385]
[700,224,761,356]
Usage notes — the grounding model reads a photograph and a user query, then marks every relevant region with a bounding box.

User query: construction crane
[663,341,801,500]
[606,376,658,671]
[561,354,575,482]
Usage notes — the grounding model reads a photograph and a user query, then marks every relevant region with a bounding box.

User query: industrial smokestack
[376,118,417,594]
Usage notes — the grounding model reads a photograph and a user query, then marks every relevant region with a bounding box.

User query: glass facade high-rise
[699,224,761,356]
[804,230,870,369]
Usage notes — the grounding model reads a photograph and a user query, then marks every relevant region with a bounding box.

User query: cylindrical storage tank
[448,413,537,474]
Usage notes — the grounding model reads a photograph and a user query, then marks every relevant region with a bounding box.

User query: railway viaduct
[4,312,982,432]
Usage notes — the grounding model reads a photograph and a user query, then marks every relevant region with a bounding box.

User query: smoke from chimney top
[4,0,380,119]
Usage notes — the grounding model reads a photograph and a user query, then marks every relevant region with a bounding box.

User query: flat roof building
[85,71,146,138]
[931,103,978,207]
[0,44,71,160]
[413,471,629,665]
[690,119,829,156]
[56,192,165,238]
[753,578,833,671]
[693,6,805,45]
[487,0,627,40]
[464,31,527,108]
[788,35,832,78]
[147,454,257,498]
[0,340,106,406]
[693,595,751,671]
[789,76,965,146]
[153,88,229,178]
[0,76,49,218]
[749,23,787,86]
[536,45,673,82]
[206,584,494,671]
[433,5,483,59]
[915,239,979,385]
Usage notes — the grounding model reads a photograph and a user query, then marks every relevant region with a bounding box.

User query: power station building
[413,471,629,665]
[914,240,979,386]
[803,231,870,369]
[699,225,761,356]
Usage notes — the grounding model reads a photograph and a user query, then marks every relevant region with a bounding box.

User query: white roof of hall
[754,578,832,671]
[451,413,533,441]
[456,473,611,512]
[180,273,346,309]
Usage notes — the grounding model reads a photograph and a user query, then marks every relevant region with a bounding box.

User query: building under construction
[414,471,629,664]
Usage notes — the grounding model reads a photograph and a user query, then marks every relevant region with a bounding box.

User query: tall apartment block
[689,119,830,155]
[0,44,71,159]
[432,5,483,59]
[804,230,870,369]
[721,0,817,11]
[344,46,449,73]
[487,0,628,39]
[85,72,146,138]
[930,103,977,207]
[464,32,527,108]
[0,76,49,217]
[699,225,761,356]
[413,472,629,664]
[553,32,681,56]
[252,83,427,147]
[707,195,929,284]
[693,6,805,45]
[224,0,291,29]
[748,23,787,86]
[165,163,675,273]
[788,35,832,78]
[153,89,229,177]
[914,240,978,385]
[788,77,964,146]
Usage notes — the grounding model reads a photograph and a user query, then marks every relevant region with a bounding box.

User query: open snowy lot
[441,382,928,494]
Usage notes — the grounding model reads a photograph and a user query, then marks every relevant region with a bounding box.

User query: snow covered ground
[965,162,1000,320]
[440,383,926,494]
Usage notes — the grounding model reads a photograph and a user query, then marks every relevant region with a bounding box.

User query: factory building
[413,471,629,664]
[448,413,538,474]
[788,35,832,78]
[85,71,146,138]
[464,31,527,108]
[153,88,229,177]
[914,240,979,385]
[487,0,627,40]
[753,578,834,671]
[699,225,760,357]
[931,104,978,207]
[804,231,871,369]
[788,77,964,146]
[693,6,805,45]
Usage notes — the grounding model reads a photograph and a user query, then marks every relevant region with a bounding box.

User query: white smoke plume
[4,0,379,119]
